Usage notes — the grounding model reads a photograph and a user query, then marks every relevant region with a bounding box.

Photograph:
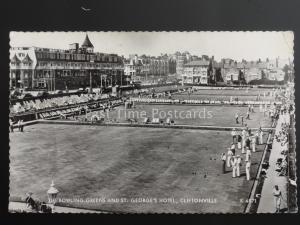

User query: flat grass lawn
[180,88,274,96]
[10,124,268,213]
[171,93,274,102]
[85,104,272,128]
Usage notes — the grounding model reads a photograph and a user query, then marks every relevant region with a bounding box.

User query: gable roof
[22,54,33,63]
[11,54,21,63]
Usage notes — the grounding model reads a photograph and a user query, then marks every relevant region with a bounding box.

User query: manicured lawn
[84,104,272,128]
[10,124,269,213]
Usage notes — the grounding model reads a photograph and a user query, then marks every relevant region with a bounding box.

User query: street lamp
[47,180,59,211]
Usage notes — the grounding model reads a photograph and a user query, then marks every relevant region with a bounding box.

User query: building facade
[182,60,210,84]
[10,34,125,91]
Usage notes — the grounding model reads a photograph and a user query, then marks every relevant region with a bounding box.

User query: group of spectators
[10,93,110,114]
[274,113,290,176]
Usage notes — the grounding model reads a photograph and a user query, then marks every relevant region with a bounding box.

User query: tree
[238,70,246,84]
[261,70,267,80]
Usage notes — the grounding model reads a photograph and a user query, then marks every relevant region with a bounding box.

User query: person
[240,115,244,125]
[271,111,275,123]
[231,156,237,178]
[251,104,254,113]
[245,147,251,162]
[236,155,242,177]
[245,147,251,180]
[227,148,233,168]
[230,143,236,155]
[259,126,264,144]
[231,128,237,143]
[241,128,247,154]
[221,153,227,174]
[245,159,251,181]
[246,137,251,150]
[251,135,256,152]
[9,119,14,133]
[235,112,239,124]
[17,120,21,131]
[20,119,24,132]
[237,134,242,150]
[273,185,283,213]
[246,110,250,120]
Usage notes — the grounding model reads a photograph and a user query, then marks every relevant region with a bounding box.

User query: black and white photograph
[8,31,296,214]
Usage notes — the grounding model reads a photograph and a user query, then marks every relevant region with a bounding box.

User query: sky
[10,31,294,61]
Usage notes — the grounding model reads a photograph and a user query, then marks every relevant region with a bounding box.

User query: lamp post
[47,180,59,211]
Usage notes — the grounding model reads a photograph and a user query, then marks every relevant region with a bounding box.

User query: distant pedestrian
[235,112,239,124]
[20,120,24,132]
[231,128,237,143]
[259,126,264,144]
[237,134,242,150]
[221,153,227,174]
[240,115,244,125]
[246,109,250,119]
[17,120,21,131]
[273,185,283,213]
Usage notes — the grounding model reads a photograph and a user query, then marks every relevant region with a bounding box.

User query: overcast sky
[10,32,293,61]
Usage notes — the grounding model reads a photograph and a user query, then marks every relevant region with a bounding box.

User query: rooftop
[81,34,94,48]
[184,60,210,67]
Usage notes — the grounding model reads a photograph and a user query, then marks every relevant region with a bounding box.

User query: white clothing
[246,161,251,180]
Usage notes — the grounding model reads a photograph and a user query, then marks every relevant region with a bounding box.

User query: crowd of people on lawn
[221,124,266,181]
[220,100,278,180]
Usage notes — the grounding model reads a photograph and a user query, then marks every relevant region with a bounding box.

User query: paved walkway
[9,201,104,213]
[257,114,289,213]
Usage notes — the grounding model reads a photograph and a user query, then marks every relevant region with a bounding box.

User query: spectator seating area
[10,93,110,114]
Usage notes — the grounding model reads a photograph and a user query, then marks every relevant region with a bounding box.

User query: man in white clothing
[231,156,237,178]
[251,135,256,152]
[241,128,247,154]
[245,160,251,181]
[227,148,233,168]
[236,155,242,177]
[245,147,251,180]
